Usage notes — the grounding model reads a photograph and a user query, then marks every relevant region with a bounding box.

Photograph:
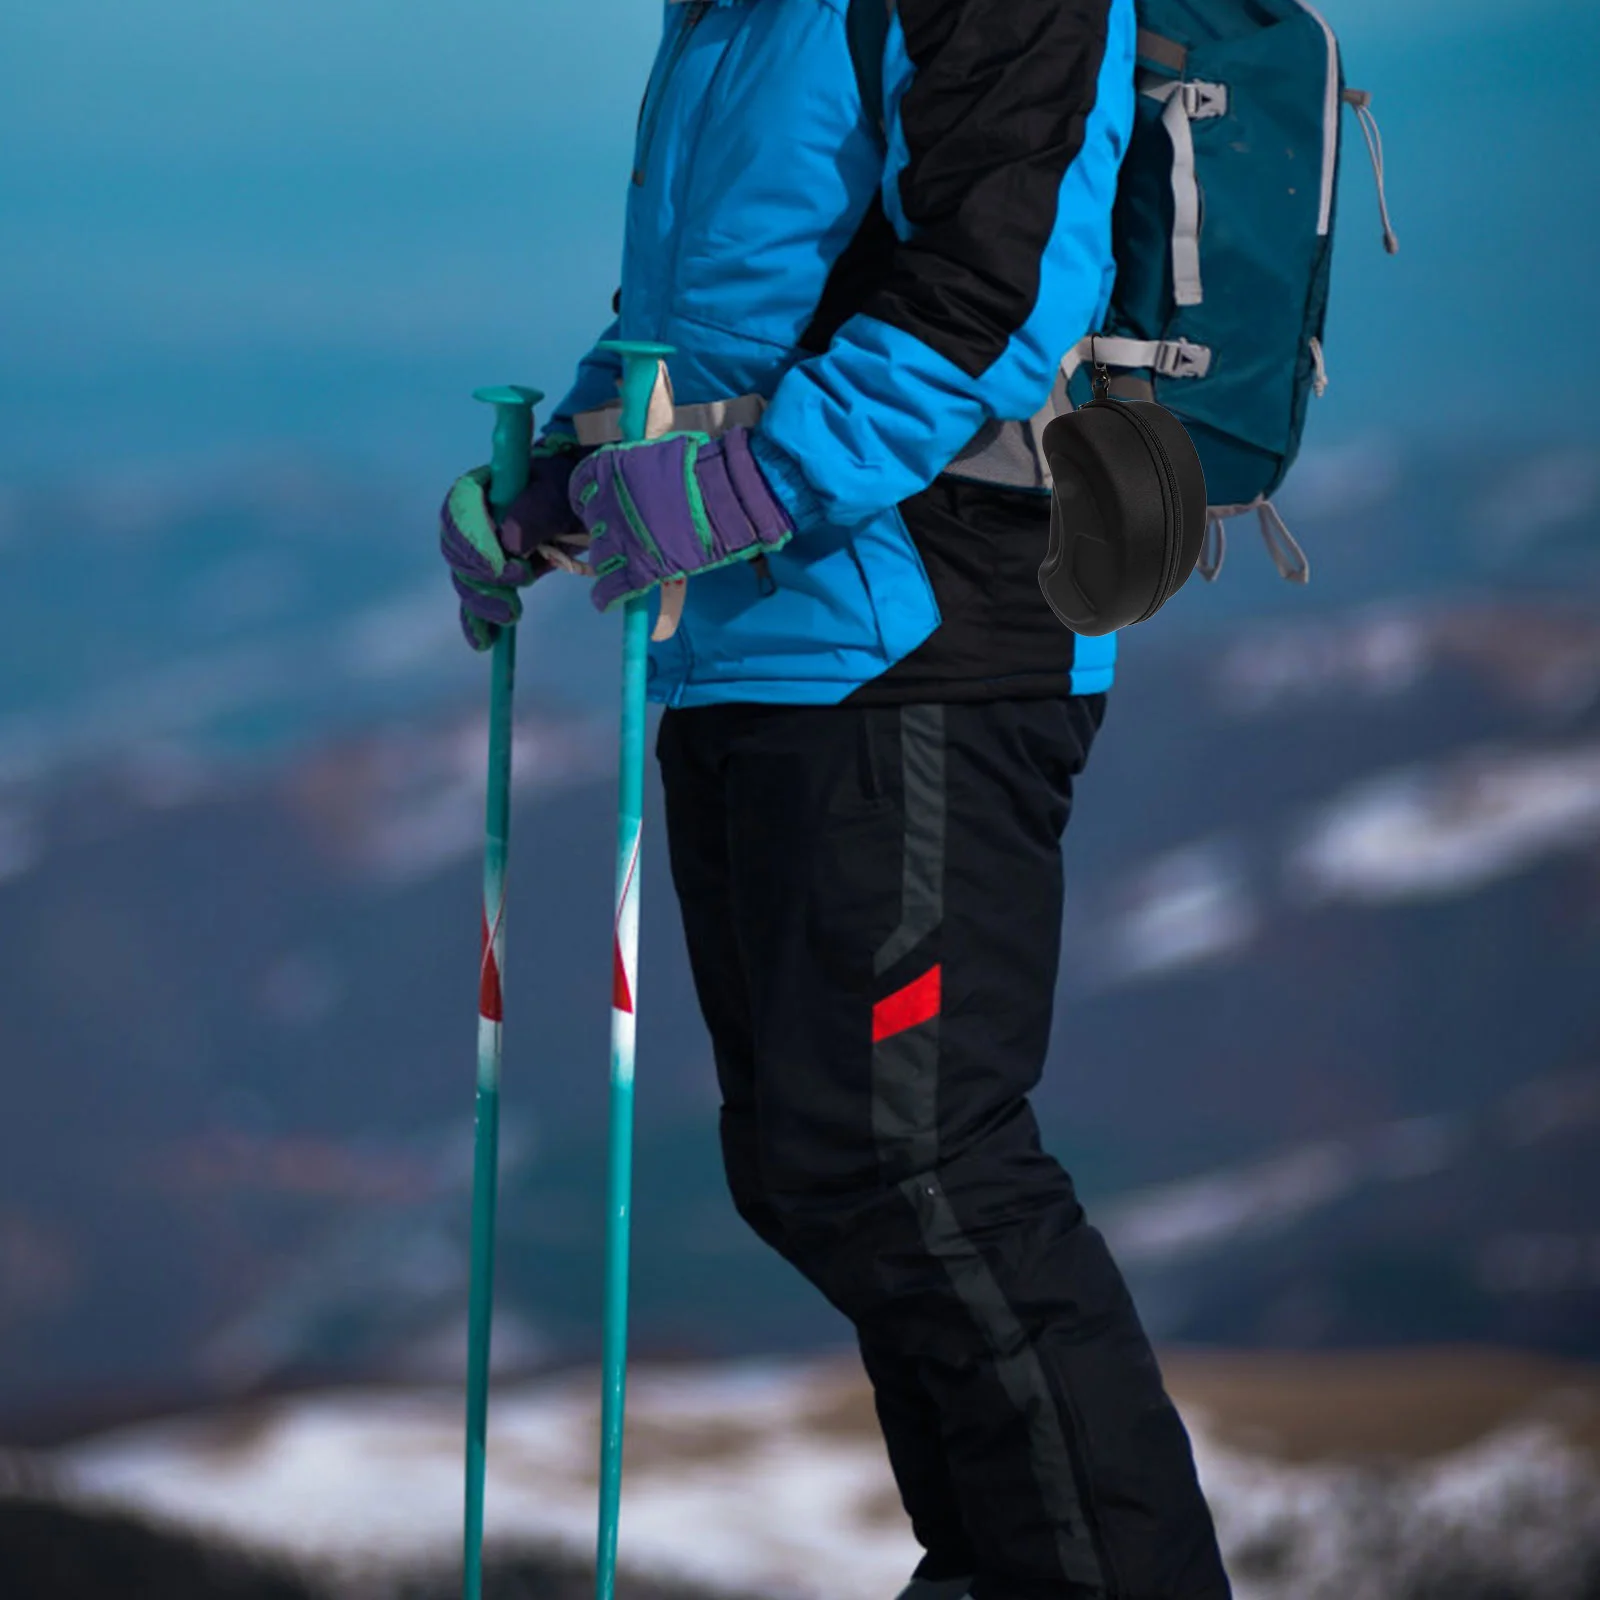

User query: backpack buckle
[1152,339,1213,379]
[1177,80,1228,119]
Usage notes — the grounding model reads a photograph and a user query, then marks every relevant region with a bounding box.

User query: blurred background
[2,0,1599,1596]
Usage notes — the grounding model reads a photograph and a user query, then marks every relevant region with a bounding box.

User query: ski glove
[440,435,593,652]
[567,426,794,614]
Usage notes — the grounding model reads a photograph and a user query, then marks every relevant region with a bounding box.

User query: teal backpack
[847,0,1397,584]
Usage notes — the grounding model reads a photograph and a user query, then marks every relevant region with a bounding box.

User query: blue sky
[0,0,1594,485]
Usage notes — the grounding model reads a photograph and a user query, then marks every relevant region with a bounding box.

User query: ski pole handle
[596,345,685,640]
[601,345,673,443]
[473,384,544,513]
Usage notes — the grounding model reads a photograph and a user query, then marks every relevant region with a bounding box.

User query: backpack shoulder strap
[846,0,895,139]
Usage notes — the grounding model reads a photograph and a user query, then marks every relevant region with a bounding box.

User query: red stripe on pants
[872,964,942,1043]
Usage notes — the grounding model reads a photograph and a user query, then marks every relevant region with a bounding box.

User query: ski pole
[592,339,675,1600]
[462,381,543,1600]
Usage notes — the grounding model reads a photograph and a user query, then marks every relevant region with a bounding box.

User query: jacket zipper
[634,1,712,187]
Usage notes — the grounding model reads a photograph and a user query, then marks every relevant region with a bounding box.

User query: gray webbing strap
[1142,79,1227,308]
[1059,335,1213,383]
[1199,512,1225,581]
[572,392,766,447]
[570,327,1212,498]
[940,327,1206,490]
[944,361,1072,491]
[1203,499,1311,584]
[943,418,1054,491]
[1256,498,1311,582]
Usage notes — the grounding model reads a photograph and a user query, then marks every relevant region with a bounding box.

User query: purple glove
[567,426,794,614]
[497,437,590,562]
[439,436,592,651]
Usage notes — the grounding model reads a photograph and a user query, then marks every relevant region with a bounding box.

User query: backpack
[846,0,1397,585]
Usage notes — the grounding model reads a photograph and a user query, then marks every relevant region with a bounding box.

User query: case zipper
[1104,400,1185,621]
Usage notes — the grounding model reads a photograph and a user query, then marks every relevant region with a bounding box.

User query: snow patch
[52,1355,1600,1600]
[1286,740,1600,903]
[1214,603,1600,719]
[1101,1142,1361,1264]
[1216,609,1432,714]
[1197,1420,1600,1600]
[1097,1112,1468,1268]
[1097,841,1258,983]
[61,1360,922,1600]
[288,710,613,883]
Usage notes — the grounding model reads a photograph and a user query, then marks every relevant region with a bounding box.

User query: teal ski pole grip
[473,384,543,512]
[591,340,673,1600]
[462,381,542,1600]
[602,342,673,445]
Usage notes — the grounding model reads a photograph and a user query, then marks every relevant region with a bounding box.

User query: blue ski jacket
[549,0,1136,707]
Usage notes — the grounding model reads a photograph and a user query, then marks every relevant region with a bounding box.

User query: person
[440,0,1230,1595]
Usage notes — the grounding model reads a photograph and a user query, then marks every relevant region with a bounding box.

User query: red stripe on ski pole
[612,938,634,1014]
[872,963,942,1043]
[612,830,640,1015]
[479,910,504,1023]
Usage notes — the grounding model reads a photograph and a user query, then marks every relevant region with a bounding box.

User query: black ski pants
[656,696,1229,1600]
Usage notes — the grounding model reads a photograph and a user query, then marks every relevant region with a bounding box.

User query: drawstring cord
[1343,88,1400,255]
